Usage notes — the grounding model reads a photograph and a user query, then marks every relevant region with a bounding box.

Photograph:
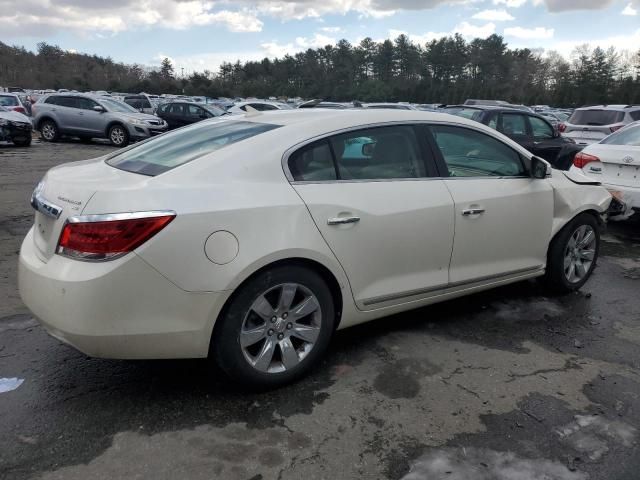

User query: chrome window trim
[281,119,533,183]
[66,210,177,224]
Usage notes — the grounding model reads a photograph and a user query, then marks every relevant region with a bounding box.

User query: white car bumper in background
[18,227,228,359]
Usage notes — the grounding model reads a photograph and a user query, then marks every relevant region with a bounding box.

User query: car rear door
[427,124,553,285]
[289,124,455,310]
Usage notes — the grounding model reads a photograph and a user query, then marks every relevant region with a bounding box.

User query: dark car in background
[155,102,227,130]
[441,105,582,169]
[0,105,32,146]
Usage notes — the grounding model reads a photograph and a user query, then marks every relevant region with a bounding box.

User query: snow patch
[0,377,24,393]
[402,447,586,480]
[556,414,636,460]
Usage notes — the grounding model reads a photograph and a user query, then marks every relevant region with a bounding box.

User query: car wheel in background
[212,265,335,389]
[40,120,59,142]
[544,212,600,293]
[108,124,129,147]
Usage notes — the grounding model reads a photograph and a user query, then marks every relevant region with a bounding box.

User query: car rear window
[441,107,481,120]
[0,95,19,106]
[568,109,624,126]
[600,124,640,146]
[106,119,281,176]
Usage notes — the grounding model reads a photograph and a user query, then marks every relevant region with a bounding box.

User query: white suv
[561,105,640,146]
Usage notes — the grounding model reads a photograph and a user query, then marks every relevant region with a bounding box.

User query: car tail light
[573,152,600,169]
[57,211,175,261]
[558,123,566,133]
[610,125,623,133]
[11,106,26,114]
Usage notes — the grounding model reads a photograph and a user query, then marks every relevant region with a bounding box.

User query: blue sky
[1,0,639,73]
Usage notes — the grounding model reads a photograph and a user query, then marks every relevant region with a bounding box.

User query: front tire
[212,265,335,390]
[40,120,59,142]
[108,124,129,147]
[544,213,600,293]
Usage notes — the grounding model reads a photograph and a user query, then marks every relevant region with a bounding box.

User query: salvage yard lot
[1,140,640,480]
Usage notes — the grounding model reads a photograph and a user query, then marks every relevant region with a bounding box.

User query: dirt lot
[1,139,640,480]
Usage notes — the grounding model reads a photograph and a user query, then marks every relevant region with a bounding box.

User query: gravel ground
[1,139,639,480]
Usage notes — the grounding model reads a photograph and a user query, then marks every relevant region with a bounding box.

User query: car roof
[577,105,640,111]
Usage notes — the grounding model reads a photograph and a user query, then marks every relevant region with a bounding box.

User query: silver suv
[561,105,640,146]
[32,93,168,147]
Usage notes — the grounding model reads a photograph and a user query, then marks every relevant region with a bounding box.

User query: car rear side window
[107,120,281,176]
[288,141,337,181]
[430,125,526,177]
[629,111,640,121]
[601,124,640,146]
[569,110,624,126]
[500,113,528,136]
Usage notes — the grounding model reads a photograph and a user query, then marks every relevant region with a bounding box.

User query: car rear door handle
[327,216,360,225]
[462,208,485,216]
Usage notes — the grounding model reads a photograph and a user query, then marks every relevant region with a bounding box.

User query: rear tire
[212,265,335,390]
[40,120,59,142]
[108,124,129,147]
[543,212,600,293]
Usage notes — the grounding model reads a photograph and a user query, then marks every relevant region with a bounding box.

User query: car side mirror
[92,105,105,112]
[362,142,375,156]
[531,156,550,179]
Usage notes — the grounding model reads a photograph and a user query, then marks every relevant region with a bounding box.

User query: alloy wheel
[240,283,322,374]
[41,123,56,140]
[110,126,125,146]
[563,224,596,283]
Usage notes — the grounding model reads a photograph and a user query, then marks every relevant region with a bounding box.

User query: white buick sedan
[20,109,613,388]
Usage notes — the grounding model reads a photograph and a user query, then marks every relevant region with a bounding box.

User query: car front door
[498,112,533,151]
[75,97,105,135]
[527,115,562,163]
[55,96,82,132]
[171,103,189,128]
[289,124,455,310]
[427,124,553,284]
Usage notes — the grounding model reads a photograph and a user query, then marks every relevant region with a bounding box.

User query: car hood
[0,110,30,123]
[117,113,161,122]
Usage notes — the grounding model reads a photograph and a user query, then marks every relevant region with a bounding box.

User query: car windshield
[99,98,139,113]
[569,109,624,126]
[0,95,19,106]
[441,107,481,120]
[601,124,640,146]
[106,119,281,176]
[202,104,227,116]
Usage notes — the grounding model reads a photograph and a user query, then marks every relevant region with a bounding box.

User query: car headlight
[127,118,146,126]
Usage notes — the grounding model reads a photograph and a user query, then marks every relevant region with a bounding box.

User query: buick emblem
[622,156,634,164]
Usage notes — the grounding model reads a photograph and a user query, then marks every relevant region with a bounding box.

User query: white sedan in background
[570,121,640,217]
[227,100,292,114]
[20,109,613,389]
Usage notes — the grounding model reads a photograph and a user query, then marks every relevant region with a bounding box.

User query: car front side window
[529,116,554,139]
[500,113,528,137]
[430,125,526,178]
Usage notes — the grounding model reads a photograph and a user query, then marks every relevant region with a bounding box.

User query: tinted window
[44,96,60,105]
[329,126,425,180]
[569,109,624,126]
[187,105,207,117]
[76,97,99,110]
[487,114,498,129]
[156,104,168,113]
[601,124,640,146]
[289,141,337,182]
[500,114,528,136]
[99,98,138,113]
[630,111,640,121]
[441,107,480,120]
[107,120,281,176]
[169,104,184,115]
[529,116,554,139]
[430,125,526,177]
[0,95,19,106]
[250,103,278,111]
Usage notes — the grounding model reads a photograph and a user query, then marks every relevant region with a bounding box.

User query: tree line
[1,36,639,107]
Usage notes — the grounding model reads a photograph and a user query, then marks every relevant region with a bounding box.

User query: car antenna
[244,105,262,117]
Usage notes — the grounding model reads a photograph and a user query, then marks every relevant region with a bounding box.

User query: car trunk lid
[31,157,150,262]
[582,144,640,188]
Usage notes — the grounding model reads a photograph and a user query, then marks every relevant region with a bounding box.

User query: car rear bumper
[601,182,640,210]
[18,227,229,359]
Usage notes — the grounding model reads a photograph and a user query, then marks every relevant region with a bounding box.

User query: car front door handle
[327,216,360,225]
[462,208,485,216]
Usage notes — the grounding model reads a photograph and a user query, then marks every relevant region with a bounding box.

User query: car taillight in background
[57,211,176,261]
[573,152,600,169]
[10,106,26,114]
[558,123,566,133]
[610,125,623,133]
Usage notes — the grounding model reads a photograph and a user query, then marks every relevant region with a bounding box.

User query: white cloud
[153,50,266,74]
[260,32,337,57]
[622,3,638,15]
[319,26,343,33]
[540,0,615,12]
[492,0,527,7]
[472,9,514,21]
[504,26,554,39]
[388,29,449,45]
[544,28,640,58]
[454,21,496,38]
